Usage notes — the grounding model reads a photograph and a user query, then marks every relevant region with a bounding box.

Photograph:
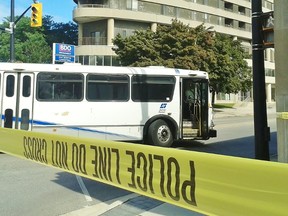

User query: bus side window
[37,73,83,101]
[132,75,175,102]
[38,83,52,99]
[87,74,129,101]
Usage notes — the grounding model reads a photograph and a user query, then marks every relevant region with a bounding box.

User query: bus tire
[148,119,173,147]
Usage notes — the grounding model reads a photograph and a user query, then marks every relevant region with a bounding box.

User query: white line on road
[61,193,139,216]
[76,175,93,202]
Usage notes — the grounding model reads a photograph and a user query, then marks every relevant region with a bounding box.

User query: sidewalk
[213,102,276,119]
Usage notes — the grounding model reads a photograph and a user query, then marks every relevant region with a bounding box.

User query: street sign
[55,55,75,63]
[53,43,75,64]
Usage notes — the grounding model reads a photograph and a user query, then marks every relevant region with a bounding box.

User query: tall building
[72,0,275,102]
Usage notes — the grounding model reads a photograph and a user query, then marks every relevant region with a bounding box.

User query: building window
[89,56,96,66]
[224,2,233,11]
[76,55,120,66]
[265,68,275,77]
[209,14,219,25]
[196,12,205,22]
[270,49,275,63]
[138,1,161,14]
[178,8,192,20]
[97,56,104,65]
[104,56,111,66]
[163,5,176,17]
[238,6,246,15]
[84,56,89,65]
[225,18,233,27]
[239,21,245,30]
[196,0,204,4]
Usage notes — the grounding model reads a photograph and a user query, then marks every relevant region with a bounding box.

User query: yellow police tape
[1,127,288,216]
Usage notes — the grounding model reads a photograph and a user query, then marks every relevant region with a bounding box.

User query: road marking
[61,193,139,216]
[76,175,93,202]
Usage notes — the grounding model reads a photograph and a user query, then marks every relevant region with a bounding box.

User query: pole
[251,0,270,160]
[275,1,288,162]
[10,0,15,62]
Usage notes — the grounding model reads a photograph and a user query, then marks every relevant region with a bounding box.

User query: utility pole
[275,1,288,162]
[10,0,15,62]
[251,0,270,160]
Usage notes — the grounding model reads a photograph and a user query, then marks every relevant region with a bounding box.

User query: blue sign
[55,55,75,63]
[55,43,75,56]
[53,43,75,63]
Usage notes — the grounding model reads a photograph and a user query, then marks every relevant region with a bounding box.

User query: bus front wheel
[148,119,173,147]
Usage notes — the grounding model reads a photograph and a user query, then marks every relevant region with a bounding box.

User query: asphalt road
[176,113,277,160]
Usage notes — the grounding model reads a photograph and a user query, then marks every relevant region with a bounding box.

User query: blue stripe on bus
[1,115,134,139]
[32,119,133,138]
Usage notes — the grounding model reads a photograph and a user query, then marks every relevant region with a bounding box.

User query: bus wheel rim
[157,125,170,143]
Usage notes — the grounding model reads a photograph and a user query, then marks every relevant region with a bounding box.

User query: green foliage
[113,19,251,97]
[20,32,52,63]
[43,15,78,46]
[113,20,216,71]
[210,33,252,95]
[0,33,10,61]
[0,15,78,63]
[113,30,160,67]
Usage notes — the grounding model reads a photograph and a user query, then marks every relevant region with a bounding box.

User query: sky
[0,0,76,24]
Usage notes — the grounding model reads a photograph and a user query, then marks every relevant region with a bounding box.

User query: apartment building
[72,0,275,102]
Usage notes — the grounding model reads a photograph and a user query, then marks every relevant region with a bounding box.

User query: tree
[43,15,78,46]
[113,20,216,71]
[20,32,52,63]
[112,30,160,66]
[209,33,252,104]
[0,16,51,62]
[0,32,10,62]
[113,19,251,103]
[0,15,78,63]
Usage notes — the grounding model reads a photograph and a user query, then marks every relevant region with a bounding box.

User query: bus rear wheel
[148,119,173,147]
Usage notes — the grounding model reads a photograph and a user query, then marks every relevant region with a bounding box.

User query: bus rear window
[132,75,175,102]
[37,72,84,101]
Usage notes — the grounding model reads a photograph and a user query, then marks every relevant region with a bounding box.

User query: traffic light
[30,3,42,27]
[261,11,274,48]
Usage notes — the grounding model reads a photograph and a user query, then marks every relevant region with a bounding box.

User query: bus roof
[0,62,209,79]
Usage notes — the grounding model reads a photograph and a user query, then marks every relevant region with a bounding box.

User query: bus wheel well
[143,116,178,146]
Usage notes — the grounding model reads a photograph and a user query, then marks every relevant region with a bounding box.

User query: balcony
[79,37,107,45]
[78,3,108,8]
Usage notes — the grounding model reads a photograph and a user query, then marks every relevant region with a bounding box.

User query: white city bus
[0,63,216,147]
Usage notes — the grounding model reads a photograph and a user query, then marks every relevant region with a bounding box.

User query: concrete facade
[72,0,275,103]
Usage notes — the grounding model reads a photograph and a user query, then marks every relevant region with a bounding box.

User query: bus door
[1,72,34,130]
[181,78,209,139]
